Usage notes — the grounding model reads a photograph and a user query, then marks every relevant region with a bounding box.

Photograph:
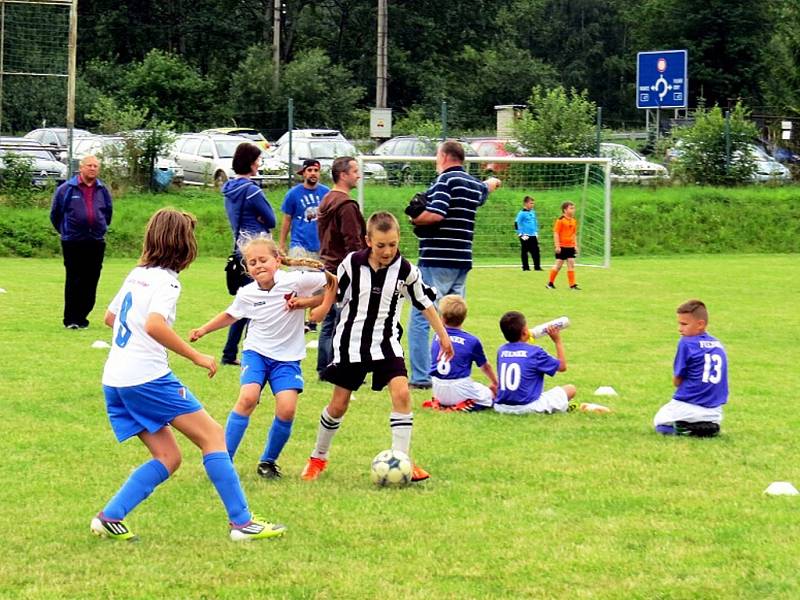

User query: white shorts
[493,386,569,415]
[653,399,724,427]
[432,376,493,407]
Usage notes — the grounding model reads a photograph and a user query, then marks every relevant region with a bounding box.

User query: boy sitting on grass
[426,295,498,412]
[653,299,728,437]
[493,310,576,415]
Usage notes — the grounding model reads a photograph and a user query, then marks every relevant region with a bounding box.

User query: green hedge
[2,184,799,258]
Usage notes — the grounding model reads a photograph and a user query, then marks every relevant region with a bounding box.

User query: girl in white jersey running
[92,208,286,542]
[190,234,336,480]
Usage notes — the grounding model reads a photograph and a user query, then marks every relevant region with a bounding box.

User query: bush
[669,103,758,185]
[515,86,598,157]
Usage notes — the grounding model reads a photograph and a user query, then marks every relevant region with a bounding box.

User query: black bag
[404,192,428,219]
[224,253,248,296]
[405,192,437,238]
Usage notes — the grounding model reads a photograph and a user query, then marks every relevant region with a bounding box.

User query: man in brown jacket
[316,156,367,377]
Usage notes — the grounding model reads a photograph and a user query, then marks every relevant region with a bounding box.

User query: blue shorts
[103,372,203,442]
[241,350,304,395]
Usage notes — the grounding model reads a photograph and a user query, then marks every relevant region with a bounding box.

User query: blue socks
[203,451,250,526]
[261,416,294,463]
[225,411,250,460]
[102,459,169,520]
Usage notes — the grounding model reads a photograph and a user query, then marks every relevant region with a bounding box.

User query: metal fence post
[724,110,731,175]
[596,106,602,156]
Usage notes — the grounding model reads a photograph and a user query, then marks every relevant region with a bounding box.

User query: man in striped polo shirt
[407,140,501,389]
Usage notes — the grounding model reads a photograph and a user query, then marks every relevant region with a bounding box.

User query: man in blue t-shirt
[429,295,497,410]
[653,299,729,437]
[279,159,330,259]
[494,310,577,415]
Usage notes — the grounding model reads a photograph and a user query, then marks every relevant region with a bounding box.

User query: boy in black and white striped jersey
[301,211,454,483]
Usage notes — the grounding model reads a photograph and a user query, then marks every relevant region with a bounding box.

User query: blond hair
[139,208,198,273]
[439,294,467,327]
[238,232,279,260]
[238,232,326,270]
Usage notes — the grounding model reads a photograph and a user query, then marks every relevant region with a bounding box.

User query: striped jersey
[418,166,489,270]
[333,248,436,363]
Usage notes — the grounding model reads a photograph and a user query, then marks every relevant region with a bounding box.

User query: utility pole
[66,0,77,176]
[375,0,387,108]
[272,0,281,91]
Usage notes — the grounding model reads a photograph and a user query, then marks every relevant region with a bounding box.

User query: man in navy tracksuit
[50,155,113,329]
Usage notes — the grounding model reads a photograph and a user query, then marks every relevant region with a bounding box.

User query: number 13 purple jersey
[673,333,728,408]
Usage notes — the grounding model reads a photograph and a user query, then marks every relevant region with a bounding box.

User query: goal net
[0,0,71,134]
[356,155,611,268]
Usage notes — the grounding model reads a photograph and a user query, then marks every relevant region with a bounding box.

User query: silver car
[172,133,278,187]
[0,137,67,186]
[23,127,93,162]
[271,134,386,181]
[73,136,184,185]
[599,143,670,183]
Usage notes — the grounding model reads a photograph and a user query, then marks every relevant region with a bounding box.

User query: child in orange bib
[546,201,580,290]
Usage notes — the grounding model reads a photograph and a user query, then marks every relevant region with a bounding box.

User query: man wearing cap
[279,159,329,263]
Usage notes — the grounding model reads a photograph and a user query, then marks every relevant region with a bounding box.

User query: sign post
[637,50,688,139]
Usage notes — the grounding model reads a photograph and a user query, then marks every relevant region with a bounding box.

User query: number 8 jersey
[673,332,728,408]
[102,266,181,387]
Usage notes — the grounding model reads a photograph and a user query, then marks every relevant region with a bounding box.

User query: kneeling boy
[653,299,728,437]
[429,295,498,410]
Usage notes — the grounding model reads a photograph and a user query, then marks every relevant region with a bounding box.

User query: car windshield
[603,145,641,161]
[232,130,262,141]
[749,146,771,160]
[307,140,356,159]
[215,139,243,158]
[54,130,89,145]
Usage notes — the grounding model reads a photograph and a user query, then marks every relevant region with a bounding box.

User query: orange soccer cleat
[300,456,328,481]
[410,464,430,482]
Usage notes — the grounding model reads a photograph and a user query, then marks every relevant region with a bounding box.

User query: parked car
[0,137,67,187]
[747,145,792,181]
[271,132,386,181]
[599,142,669,183]
[667,140,791,182]
[469,138,519,174]
[771,145,800,164]
[72,135,185,185]
[201,127,270,151]
[271,129,347,151]
[373,135,479,183]
[171,133,283,186]
[23,127,93,161]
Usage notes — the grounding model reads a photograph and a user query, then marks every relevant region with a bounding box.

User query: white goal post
[356,155,612,268]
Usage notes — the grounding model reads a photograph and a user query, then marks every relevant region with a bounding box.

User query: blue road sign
[636,50,687,109]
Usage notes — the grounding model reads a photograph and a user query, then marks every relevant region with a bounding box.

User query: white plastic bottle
[531,316,570,339]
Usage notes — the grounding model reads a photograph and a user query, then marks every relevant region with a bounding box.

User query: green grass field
[1,254,799,598]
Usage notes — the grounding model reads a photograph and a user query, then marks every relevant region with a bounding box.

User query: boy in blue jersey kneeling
[653,299,728,437]
[428,295,498,411]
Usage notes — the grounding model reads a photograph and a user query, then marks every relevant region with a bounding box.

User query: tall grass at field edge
[1,184,799,258]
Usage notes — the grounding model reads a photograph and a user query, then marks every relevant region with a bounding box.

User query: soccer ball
[370,449,412,487]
